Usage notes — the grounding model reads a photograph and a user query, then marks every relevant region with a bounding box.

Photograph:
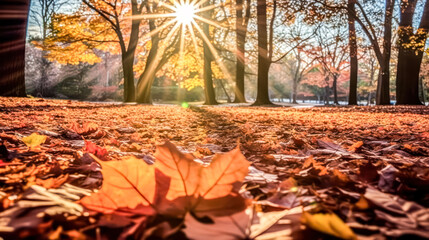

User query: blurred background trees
[21,0,429,105]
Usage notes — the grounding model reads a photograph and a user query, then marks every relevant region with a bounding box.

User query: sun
[174,3,196,25]
[132,0,234,96]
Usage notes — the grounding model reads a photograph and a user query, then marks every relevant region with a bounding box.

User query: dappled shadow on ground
[188,106,242,151]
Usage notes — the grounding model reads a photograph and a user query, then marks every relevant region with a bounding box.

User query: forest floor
[0,97,429,240]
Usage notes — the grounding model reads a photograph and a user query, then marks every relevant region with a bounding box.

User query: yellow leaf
[302,212,357,240]
[355,195,369,210]
[22,133,47,148]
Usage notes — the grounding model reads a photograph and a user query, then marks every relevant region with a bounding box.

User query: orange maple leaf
[154,141,201,202]
[80,141,250,218]
[155,141,250,216]
[199,147,250,199]
[80,155,161,214]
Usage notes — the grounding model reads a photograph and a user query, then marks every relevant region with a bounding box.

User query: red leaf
[84,141,108,160]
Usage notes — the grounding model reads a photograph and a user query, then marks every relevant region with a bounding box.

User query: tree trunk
[233,0,250,103]
[348,0,358,105]
[39,54,49,97]
[292,52,302,104]
[368,92,371,105]
[234,28,246,103]
[253,0,272,105]
[136,20,159,104]
[122,0,144,102]
[333,74,339,104]
[396,48,425,105]
[376,0,395,105]
[136,73,155,104]
[396,0,429,105]
[368,60,376,105]
[419,76,427,104]
[203,51,217,105]
[292,77,298,104]
[376,67,390,105]
[136,16,180,104]
[0,0,29,97]
[203,2,217,105]
[217,79,232,103]
[122,50,136,102]
[324,85,330,105]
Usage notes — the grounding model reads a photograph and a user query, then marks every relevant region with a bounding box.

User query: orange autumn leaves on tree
[157,46,225,91]
[39,13,117,65]
[40,3,127,65]
[80,141,250,217]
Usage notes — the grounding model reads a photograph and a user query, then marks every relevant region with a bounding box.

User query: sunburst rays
[132,0,233,96]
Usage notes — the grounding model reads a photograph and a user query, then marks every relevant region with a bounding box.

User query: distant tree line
[1,0,429,105]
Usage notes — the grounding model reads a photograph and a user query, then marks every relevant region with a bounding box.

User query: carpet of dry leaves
[1,97,429,240]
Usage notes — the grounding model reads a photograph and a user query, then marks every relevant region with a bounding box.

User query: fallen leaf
[84,141,108,160]
[317,139,343,152]
[302,156,316,169]
[82,141,250,218]
[183,210,248,240]
[184,205,308,240]
[153,141,201,202]
[292,137,306,148]
[79,155,160,214]
[0,133,20,144]
[47,226,62,240]
[279,177,297,190]
[348,141,363,152]
[355,195,369,210]
[154,141,250,214]
[35,174,69,189]
[199,146,250,199]
[250,206,305,239]
[22,133,47,148]
[333,169,349,183]
[196,146,213,156]
[421,132,429,139]
[301,211,357,240]
[302,156,328,176]
[313,139,363,159]
[245,166,278,184]
[69,122,98,135]
[378,165,399,192]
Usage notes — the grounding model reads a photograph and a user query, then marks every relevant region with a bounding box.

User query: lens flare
[181,102,189,108]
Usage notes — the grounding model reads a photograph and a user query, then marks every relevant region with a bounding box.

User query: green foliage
[54,76,93,100]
